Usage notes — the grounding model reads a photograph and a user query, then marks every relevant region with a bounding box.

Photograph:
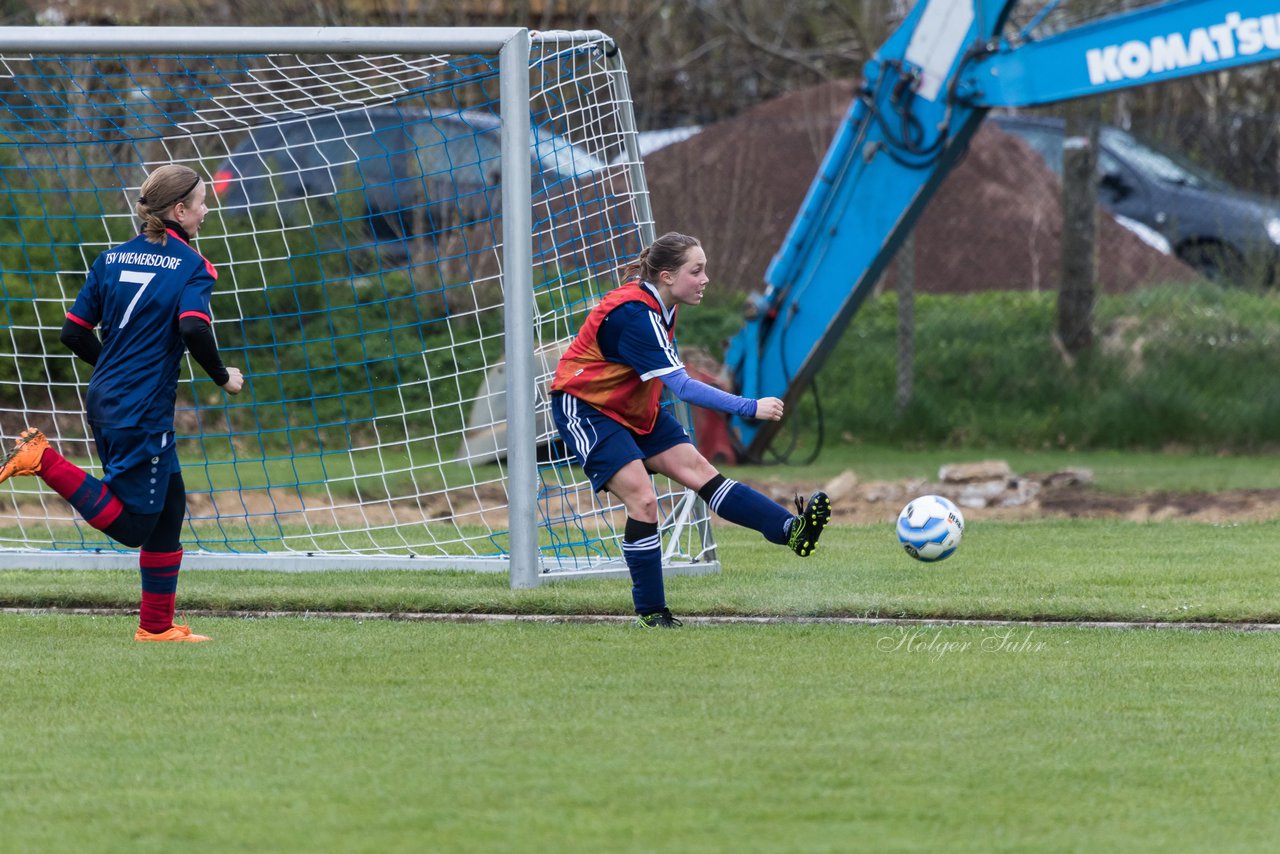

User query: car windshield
[1100,127,1222,190]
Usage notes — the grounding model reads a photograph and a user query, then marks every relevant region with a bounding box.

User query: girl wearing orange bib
[551,232,831,627]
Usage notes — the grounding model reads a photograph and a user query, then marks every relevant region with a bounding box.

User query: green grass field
[4,612,1280,851]
[5,521,1280,622]
[5,517,1280,850]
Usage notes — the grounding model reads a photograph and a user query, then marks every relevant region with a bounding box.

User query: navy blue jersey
[67,228,218,431]
[596,282,683,381]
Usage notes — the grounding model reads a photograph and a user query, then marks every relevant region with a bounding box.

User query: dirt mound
[644,79,1201,295]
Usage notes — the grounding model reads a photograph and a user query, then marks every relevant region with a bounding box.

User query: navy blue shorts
[90,426,181,515]
[551,392,691,492]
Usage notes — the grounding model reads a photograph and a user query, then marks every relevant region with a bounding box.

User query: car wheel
[1177,241,1245,284]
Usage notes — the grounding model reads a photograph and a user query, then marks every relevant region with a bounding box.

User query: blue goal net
[0,30,718,581]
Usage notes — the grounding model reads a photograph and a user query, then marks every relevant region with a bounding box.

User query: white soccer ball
[896,494,964,562]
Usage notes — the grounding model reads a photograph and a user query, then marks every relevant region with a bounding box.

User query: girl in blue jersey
[0,164,243,642]
[551,232,831,627]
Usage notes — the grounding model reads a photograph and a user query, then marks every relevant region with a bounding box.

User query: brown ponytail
[136,164,202,244]
[623,232,702,284]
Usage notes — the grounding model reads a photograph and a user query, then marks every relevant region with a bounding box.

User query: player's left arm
[659,368,760,418]
[178,262,242,393]
[178,315,231,386]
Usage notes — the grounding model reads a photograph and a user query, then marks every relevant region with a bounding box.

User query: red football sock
[138,549,182,634]
[39,447,124,530]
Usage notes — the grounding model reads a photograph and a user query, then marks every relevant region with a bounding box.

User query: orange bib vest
[551,281,678,435]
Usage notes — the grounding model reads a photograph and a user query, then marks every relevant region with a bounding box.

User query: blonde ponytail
[136,164,201,244]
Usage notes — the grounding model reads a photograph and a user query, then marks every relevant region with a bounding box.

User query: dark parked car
[989,114,1280,282]
[212,106,609,251]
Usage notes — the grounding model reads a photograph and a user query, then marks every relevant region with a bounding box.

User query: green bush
[679,283,1280,451]
[212,261,506,453]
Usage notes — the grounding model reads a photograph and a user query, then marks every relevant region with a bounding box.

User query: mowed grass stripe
[5,520,1280,623]
[9,606,1280,632]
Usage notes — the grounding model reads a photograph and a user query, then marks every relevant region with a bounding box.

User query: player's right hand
[755,397,784,421]
[222,366,244,395]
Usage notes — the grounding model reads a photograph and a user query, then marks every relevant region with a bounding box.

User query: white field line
[5,607,1280,632]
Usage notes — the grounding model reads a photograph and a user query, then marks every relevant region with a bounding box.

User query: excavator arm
[724,0,1280,458]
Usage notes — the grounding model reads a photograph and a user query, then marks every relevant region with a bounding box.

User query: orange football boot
[134,623,211,643]
[0,427,48,485]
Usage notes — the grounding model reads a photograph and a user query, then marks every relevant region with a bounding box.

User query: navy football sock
[622,517,664,614]
[698,474,792,545]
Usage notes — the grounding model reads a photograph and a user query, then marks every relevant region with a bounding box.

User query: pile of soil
[644,80,1201,295]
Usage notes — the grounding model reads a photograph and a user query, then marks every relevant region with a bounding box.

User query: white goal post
[0,26,719,587]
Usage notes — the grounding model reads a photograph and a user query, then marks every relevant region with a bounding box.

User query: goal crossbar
[0,26,529,54]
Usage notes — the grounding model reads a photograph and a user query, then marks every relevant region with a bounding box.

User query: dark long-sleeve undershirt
[60,316,230,386]
[178,315,231,386]
[59,318,102,367]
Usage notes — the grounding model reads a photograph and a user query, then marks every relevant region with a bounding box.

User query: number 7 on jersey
[118,269,156,329]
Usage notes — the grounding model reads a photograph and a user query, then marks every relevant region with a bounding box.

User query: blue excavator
[722,0,1280,458]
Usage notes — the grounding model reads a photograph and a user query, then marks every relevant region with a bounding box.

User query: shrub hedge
[683,283,1280,451]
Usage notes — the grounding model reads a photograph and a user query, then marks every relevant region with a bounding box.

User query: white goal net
[0,27,718,585]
